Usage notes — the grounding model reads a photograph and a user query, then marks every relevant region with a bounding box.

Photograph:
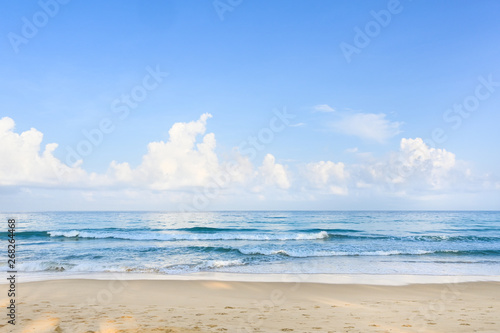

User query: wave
[185,245,500,258]
[3,261,117,273]
[407,235,500,242]
[0,231,49,238]
[236,248,430,257]
[234,248,500,258]
[47,230,330,241]
[178,227,361,233]
[295,228,362,233]
[2,259,247,273]
[203,259,247,269]
[4,230,500,244]
[177,227,260,232]
[6,249,498,274]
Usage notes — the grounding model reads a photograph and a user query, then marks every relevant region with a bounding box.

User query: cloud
[108,113,220,190]
[354,137,460,192]
[313,104,335,112]
[300,137,488,198]
[1,114,497,209]
[0,115,292,194]
[395,138,456,188]
[0,116,90,187]
[331,112,402,143]
[108,115,291,192]
[256,154,291,190]
[304,160,347,195]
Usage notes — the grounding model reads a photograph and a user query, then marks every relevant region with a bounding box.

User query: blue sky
[1,0,499,211]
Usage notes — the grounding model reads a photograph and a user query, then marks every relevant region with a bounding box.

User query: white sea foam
[204,259,247,269]
[237,248,436,257]
[48,230,329,241]
[4,257,247,274]
[10,261,125,273]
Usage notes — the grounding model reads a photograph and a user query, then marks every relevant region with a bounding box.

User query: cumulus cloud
[393,138,456,188]
[256,154,291,190]
[108,115,289,192]
[108,113,220,190]
[304,161,347,195]
[1,114,497,208]
[331,112,402,143]
[353,138,461,193]
[0,115,291,194]
[0,116,90,187]
[299,138,486,197]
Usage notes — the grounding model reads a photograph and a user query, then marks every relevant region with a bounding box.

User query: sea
[2,211,500,277]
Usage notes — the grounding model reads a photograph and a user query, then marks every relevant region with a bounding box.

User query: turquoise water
[2,211,500,276]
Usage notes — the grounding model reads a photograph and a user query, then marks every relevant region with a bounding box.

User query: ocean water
[1,211,500,276]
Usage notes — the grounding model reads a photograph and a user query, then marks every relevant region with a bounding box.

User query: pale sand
[1,278,499,332]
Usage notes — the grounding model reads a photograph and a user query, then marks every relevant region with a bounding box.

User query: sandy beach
[1,277,499,333]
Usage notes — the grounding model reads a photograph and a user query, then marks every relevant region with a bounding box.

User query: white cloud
[0,116,90,187]
[355,138,459,192]
[0,115,291,195]
[256,154,291,190]
[396,138,456,188]
[1,114,497,209]
[313,104,335,112]
[300,138,487,198]
[304,160,347,195]
[305,160,345,184]
[221,151,255,186]
[0,115,222,190]
[108,113,220,190]
[331,112,402,143]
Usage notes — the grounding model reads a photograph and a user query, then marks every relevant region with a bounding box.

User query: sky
[1,0,499,211]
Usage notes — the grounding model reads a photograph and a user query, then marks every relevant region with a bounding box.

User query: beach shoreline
[2,271,500,285]
[1,277,499,332]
